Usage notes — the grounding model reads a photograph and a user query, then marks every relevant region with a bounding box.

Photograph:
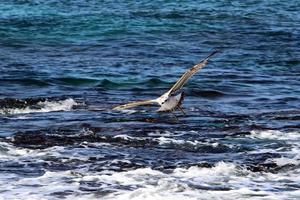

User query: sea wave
[1,159,299,200]
[0,77,172,88]
[100,163,300,200]
[1,130,300,199]
[0,98,78,115]
[249,130,300,140]
[248,130,300,168]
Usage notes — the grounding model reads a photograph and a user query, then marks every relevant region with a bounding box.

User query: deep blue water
[0,0,300,199]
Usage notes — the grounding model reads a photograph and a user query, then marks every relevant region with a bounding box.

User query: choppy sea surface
[0,0,300,199]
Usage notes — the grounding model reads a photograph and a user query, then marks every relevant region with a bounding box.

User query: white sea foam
[113,134,135,140]
[1,157,299,200]
[113,134,222,150]
[249,130,300,168]
[148,130,192,137]
[0,98,78,115]
[157,136,219,147]
[249,130,300,140]
[0,130,299,200]
[88,161,300,200]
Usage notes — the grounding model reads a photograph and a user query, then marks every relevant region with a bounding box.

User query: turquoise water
[0,1,300,199]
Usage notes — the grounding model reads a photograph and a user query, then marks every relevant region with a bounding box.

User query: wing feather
[112,100,157,110]
[167,50,219,94]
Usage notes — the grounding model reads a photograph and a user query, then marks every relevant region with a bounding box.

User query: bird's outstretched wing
[112,99,158,110]
[167,50,219,95]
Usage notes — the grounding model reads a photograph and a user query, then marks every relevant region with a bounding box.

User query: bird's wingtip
[112,105,122,111]
[205,48,221,60]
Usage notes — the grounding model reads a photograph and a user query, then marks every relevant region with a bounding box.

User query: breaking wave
[0,129,299,199]
[0,98,79,115]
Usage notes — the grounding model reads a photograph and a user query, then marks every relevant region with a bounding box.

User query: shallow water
[0,0,300,199]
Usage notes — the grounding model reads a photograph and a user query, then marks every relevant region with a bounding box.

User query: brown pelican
[113,50,219,114]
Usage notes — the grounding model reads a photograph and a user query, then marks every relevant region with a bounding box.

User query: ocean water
[0,0,300,199]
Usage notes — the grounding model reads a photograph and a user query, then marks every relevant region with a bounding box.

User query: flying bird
[113,50,219,114]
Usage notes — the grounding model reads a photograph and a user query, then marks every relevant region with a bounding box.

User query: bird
[112,50,219,114]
